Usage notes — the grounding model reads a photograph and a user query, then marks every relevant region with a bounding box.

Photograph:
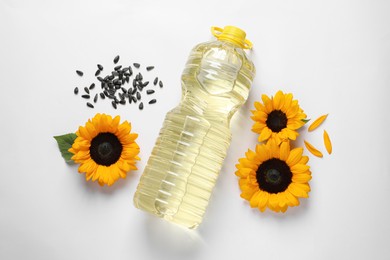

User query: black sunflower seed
[114,55,120,64]
[76,70,83,76]
[114,65,122,71]
[119,99,126,105]
[142,81,149,87]
[159,81,163,88]
[93,94,98,103]
[95,69,101,76]
[139,102,144,110]
[131,96,137,103]
[133,63,140,68]
[82,94,90,99]
[153,77,158,85]
[136,92,141,100]
[89,83,95,90]
[112,101,117,109]
[84,87,90,94]
[132,87,137,95]
[97,76,104,82]
[148,99,156,104]
[121,87,127,93]
[100,93,105,99]
[97,64,103,70]
[146,66,154,71]
[86,102,94,108]
[146,90,155,95]
[74,87,79,95]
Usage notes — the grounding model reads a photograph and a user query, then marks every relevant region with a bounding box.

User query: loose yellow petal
[323,130,332,154]
[304,140,323,158]
[308,114,328,132]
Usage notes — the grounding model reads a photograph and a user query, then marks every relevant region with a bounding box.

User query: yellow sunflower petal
[288,183,309,198]
[291,164,311,174]
[279,141,290,161]
[292,174,312,183]
[249,190,262,208]
[323,130,332,154]
[281,93,293,113]
[262,94,273,113]
[258,191,269,212]
[268,194,279,210]
[255,143,270,162]
[284,190,300,206]
[304,140,323,158]
[273,90,285,110]
[258,127,272,142]
[299,155,309,165]
[287,147,304,166]
[252,122,267,133]
[308,114,328,132]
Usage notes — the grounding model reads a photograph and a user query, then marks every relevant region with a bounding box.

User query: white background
[1,0,389,259]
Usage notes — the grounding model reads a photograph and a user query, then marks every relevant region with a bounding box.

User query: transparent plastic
[133,38,255,228]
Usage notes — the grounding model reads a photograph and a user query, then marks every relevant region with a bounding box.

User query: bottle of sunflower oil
[133,26,256,229]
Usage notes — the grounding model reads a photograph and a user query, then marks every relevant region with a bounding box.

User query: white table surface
[1,0,389,259]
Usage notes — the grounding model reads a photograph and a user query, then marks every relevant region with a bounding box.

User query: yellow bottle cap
[211,26,253,49]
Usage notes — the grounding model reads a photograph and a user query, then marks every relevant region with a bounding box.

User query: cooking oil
[133,26,256,228]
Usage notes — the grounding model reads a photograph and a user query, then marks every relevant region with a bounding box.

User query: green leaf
[302,118,311,124]
[54,133,77,163]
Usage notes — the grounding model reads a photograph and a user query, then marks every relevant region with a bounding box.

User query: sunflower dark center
[90,133,122,166]
[266,110,288,132]
[256,158,292,194]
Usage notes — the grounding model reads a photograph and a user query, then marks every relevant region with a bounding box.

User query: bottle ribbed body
[133,40,255,228]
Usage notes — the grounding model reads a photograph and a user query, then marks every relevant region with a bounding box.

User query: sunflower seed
[121,87,127,93]
[136,92,141,100]
[132,87,137,95]
[74,87,79,95]
[159,81,163,88]
[114,55,120,64]
[97,64,103,70]
[119,99,126,105]
[95,69,101,76]
[148,99,156,104]
[82,94,90,99]
[93,94,98,103]
[146,90,155,95]
[76,70,83,76]
[146,66,154,71]
[114,65,122,71]
[153,77,158,85]
[97,76,104,82]
[84,87,90,94]
[142,81,149,87]
[100,93,105,99]
[112,101,117,109]
[89,83,95,90]
[139,102,144,110]
[86,102,94,108]
[133,63,140,68]
[131,96,137,103]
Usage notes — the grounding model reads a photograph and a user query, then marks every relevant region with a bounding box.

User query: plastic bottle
[133,26,256,229]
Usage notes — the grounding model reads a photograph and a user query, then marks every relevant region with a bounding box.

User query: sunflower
[69,113,140,186]
[251,90,307,144]
[235,140,311,213]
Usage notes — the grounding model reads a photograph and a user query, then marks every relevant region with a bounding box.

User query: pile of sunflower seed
[74,55,163,110]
